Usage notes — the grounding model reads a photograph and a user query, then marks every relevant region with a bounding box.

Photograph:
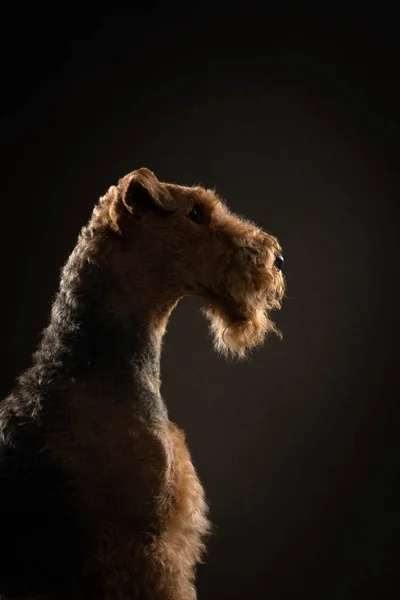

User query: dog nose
[274,254,284,271]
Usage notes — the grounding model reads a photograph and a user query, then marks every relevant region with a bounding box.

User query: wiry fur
[0,168,284,599]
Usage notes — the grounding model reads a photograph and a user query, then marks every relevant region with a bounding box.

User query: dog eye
[187,204,205,225]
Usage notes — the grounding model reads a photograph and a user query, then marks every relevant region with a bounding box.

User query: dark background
[1,4,398,599]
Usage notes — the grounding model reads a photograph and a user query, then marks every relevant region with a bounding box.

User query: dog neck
[28,244,171,420]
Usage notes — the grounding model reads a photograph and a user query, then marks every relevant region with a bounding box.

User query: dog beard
[200,264,285,358]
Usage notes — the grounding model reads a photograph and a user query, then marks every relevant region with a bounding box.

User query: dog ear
[121,168,177,214]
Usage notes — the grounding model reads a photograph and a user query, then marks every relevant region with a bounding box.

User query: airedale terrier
[0,168,285,600]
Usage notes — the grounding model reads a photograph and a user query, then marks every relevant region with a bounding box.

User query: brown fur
[46,389,209,599]
[0,168,284,600]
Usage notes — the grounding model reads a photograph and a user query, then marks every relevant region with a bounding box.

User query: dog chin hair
[201,304,281,359]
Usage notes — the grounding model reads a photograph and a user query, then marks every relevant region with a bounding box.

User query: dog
[0,168,285,599]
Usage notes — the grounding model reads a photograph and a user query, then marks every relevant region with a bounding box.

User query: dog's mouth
[197,261,283,319]
[197,271,284,358]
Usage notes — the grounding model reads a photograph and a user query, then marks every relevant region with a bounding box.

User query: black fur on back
[0,214,165,597]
